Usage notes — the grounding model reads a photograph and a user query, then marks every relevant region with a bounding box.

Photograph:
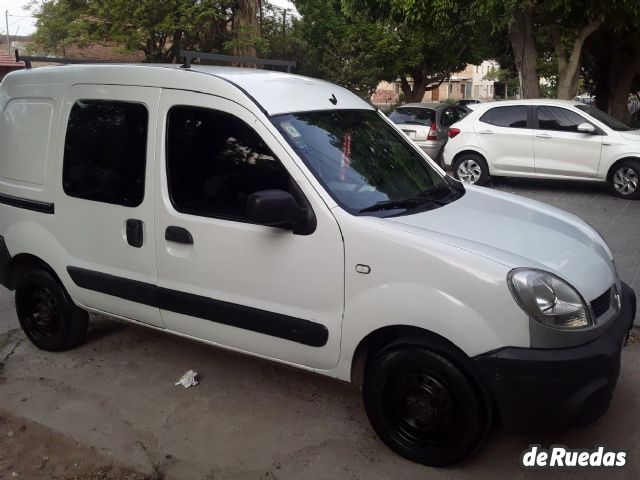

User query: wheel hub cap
[26,288,60,338]
[457,159,482,184]
[613,167,638,195]
[384,372,455,445]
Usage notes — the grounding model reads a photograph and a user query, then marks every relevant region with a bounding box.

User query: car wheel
[363,343,490,466]
[609,160,640,199]
[15,269,88,351]
[452,154,489,186]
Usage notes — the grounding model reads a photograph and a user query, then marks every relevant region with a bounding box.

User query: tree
[293,0,406,97]
[228,0,261,60]
[29,0,89,56]
[30,0,236,63]
[342,0,489,102]
[583,29,640,123]
[506,5,540,98]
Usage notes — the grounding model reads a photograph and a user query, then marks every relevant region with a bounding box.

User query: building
[371,60,500,108]
[0,50,25,81]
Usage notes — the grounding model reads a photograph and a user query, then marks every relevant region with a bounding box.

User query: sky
[2,0,298,37]
[2,0,37,36]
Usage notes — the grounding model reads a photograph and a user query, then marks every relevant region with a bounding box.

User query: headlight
[508,269,592,329]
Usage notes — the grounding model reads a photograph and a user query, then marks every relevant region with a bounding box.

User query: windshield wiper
[416,182,455,205]
[359,198,424,214]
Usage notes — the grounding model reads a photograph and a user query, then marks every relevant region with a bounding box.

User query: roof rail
[180,50,296,72]
[15,50,133,69]
[14,50,297,73]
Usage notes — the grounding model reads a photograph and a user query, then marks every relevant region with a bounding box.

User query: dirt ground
[1,313,639,480]
[0,408,150,480]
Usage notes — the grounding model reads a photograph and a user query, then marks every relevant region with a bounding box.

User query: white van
[0,64,635,466]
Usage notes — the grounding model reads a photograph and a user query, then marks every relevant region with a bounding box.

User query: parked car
[443,99,640,199]
[455,99,482,108]
[388,103,468,163]
[0,66,635,467]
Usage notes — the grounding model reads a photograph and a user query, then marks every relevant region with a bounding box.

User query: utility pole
[5,11,10,54]
[282,8,288,36]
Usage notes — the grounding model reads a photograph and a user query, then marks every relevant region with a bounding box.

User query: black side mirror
[246,189,316,235]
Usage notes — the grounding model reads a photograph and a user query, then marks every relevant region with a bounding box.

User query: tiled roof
[0,50,25,68]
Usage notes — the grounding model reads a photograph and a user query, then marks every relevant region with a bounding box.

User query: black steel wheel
[15,269,88,351]
[363,343,490,466]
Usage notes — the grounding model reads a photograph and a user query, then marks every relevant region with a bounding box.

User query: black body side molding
[0,236,12,289]
[0,192,55,214]
[66,266,329,347]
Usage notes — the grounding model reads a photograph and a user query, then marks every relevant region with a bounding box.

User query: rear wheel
[452,153,489,186]
[15,269,88,351]
[363,342,491,466]
[609,160,640,199]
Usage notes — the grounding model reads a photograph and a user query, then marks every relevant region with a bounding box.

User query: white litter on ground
[175,370,199,388]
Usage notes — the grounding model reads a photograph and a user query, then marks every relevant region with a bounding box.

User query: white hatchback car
[0,66,636,467]
[443,99,640,199]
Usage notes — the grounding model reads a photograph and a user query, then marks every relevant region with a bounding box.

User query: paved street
[1,179,639,479]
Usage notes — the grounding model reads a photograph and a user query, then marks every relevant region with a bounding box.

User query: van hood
[371,186,615,302]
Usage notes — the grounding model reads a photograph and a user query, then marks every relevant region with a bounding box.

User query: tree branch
[567,17,602,71]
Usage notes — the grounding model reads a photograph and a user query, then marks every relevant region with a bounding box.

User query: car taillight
[427,122,438,141]
[448,127,461,138]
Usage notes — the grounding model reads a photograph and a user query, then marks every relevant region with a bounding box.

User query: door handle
[535,133,552,139]
[126,219,144,248]
[165,226,193,245]
[478,130,494,135]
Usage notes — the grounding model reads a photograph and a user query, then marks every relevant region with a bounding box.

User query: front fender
[324,210,529,381]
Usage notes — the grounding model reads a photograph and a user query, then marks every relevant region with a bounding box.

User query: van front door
[154,89,345,370]
[56,85,163,327]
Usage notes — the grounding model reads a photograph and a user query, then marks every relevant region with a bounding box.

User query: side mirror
[577,122,596,134]
[246,189,316,235]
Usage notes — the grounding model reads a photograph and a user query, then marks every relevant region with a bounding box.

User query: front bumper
[474,282,636,433]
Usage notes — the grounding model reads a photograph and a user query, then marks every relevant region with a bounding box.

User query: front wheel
[452,154,489,186]
[363,344,490,466]
[609,160,640,199]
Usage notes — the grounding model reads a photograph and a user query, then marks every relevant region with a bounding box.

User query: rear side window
[389,107,435,126]
[441,107,466,127]
[537,106,589,132]
[480,106,528,128]
[63,100,148,207]
[166,106,291,221]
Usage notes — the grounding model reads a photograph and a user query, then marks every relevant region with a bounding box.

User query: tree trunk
[233,0,259,62]
[399,73,429,103]
[607,44,640,123]
[552,19,602,99]
[508,8,539,98]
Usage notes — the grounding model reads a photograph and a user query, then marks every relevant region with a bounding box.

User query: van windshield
[271,109,463,217]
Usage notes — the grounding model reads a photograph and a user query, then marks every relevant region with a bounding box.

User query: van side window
[63,100,148,207]
[480,106,528,129]
[166,106,291,221]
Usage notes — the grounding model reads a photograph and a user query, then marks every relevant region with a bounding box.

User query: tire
[15,268,88,351]
[363,342,490,466]
[608,159,640,199]
[452,153,490,186]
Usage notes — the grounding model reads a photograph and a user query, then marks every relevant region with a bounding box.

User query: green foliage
[293,0,405,97]
[342,0,493,100]
[30,0,235,62]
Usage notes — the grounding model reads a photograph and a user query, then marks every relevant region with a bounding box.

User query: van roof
[2,63,373,116]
